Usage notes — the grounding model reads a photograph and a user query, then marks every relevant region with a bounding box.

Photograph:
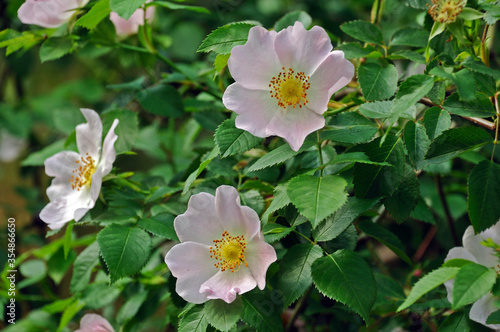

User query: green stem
[292,230,316,245]
[491,93,499,161]
[481,24,490,67]
[317,131,324,176]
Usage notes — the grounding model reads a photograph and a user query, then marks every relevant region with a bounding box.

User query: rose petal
[274,22,333,76]
[469,293,500,330]
[224,83,277,138]
[267,106,325,151]
[44,150,81,178]
[215,186,260,239]
[76,313,114,332]
[99,119,119,176]
[76,109,103,161]
[307,51,354,114]
[462,226,498,268]
[245,232,277,289]
[174,193,225,245]
[165,242,218,304]
[200,268,257,303]
[110,5,155,37]
[227,26,280,90]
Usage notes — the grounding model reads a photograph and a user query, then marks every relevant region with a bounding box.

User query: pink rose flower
[444,222,500,330]
[39,109,119,230]
[165,185,277,304]
[75,313,114,332]
[110,2,155,37]
[17,0,89,28]
[222,21,355,151]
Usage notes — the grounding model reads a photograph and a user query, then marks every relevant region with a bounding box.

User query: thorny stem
[481,24,490,67]
[435,175,460,246]
[420,97,496,131]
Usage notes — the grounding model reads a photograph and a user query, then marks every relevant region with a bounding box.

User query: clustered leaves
[1,0,500,331]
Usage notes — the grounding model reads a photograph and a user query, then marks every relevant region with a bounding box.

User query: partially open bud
[427,0,467,23]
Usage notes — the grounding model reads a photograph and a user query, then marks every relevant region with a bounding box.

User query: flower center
[210,231,248,273]
[269,67,310,109]
[69,153,96,191]
[427,0,465,23]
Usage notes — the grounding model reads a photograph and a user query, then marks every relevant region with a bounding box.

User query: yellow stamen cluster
[427,0,466,23]
[210,231,248,273]
[269,67,311,109]
[69,153,96,191]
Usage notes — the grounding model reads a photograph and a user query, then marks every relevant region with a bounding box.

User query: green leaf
[261,184,291,223]
[397,267,460,311]
[198,22,257,54]
[462,58,500,80]
[358,101,393,119]
[183,147,219,195]
[137,84,184,118]
[215,119,261,158]
[313,197,380,242]
[383,165,420,223]
[117,291,148,324]
[262,223,294,243]
[358,62,398,101]
[439,311,469,332]
[179,306,208,332]
[389,75,434,122]
[312,250,377,324]
[0,30,41,55]
[70,242,100,293]
[278,244,323,308]
[452,263,496,309]
[482,3,500,25]
[389,50,426,64]
[487,310,500,325]
[214,53,230,73]
[423,106,451,141]
[273,10,312,31]
[443,92,496,118]
[247,138,314,172]
[287,175,348,228]
[149,1,209,13]
[328,152,392,166]
[468,160,500,233]
[204,298,242,331]
[97,225,152,283]
[57,300,85,332]
[341,20,384,45]
[110,0,147,19]
[442,258,475,268]
[47,247,76,285]
[241,291,284,332]
[404,121,430,170]
[390,27,428,47]
[322,112,378,144]
[426,127,493,164]
[338,42,379,59]
[137,213,178,240]
[76,0,111,29]
[357,220,411,264]
[39,38,72,63]
[21,139,65,167]
[63,220,74,260]
[102,109,139,153]
[353,135,406,198]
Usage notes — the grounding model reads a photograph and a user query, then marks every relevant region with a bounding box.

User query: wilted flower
[18,0,89,28]
[110,2,155,37]
[444,222,500,330]
[39,109,119,230]
[428,0,466,23]
[165,185,277,304]
[75,314,114,332]
[222,21,354,151]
